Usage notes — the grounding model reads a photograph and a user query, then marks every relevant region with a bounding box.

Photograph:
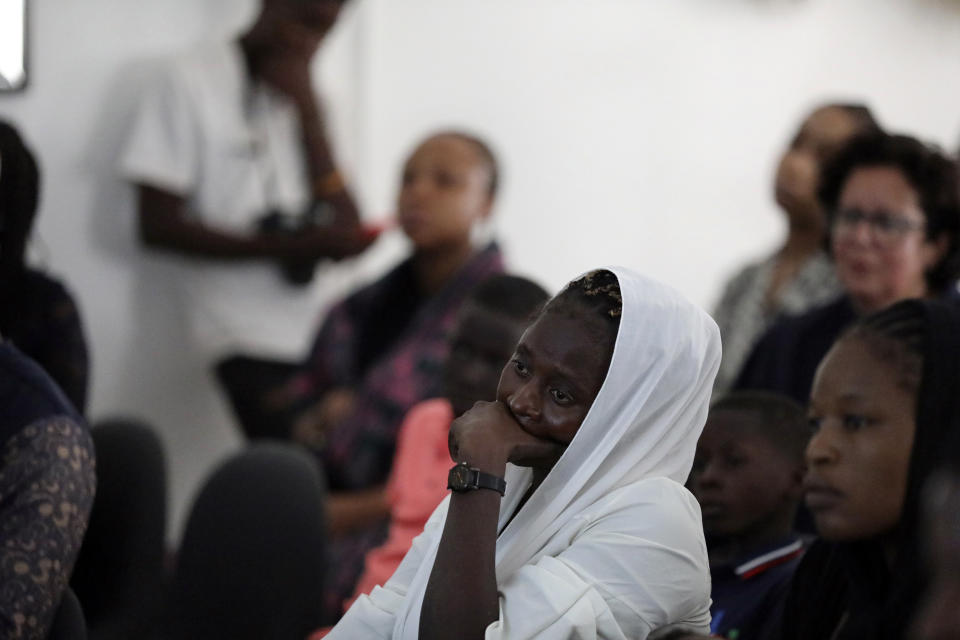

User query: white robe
[328,266,720,639]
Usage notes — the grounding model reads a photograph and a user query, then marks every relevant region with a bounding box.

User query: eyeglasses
[832,208,926,245]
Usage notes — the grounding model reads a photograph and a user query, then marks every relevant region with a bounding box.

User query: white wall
[356,0,960,299]
[2,0,959,542]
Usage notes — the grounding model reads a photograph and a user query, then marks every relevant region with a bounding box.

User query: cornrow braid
[842,300,927,393]
[558,269,623,321]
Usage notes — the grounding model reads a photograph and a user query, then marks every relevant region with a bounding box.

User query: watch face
[449,464,472,491]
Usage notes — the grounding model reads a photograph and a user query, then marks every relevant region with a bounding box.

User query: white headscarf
[393,266,721,638]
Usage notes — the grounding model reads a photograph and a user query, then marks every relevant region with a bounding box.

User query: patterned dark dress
[294,243,504,622]
[0,342,95,639]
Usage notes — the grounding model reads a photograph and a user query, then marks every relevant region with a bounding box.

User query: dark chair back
[70,419,167,640]
[47,587,87,640]
[164,443,327,640]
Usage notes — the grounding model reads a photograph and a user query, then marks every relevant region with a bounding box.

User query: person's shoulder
[759,294,851,344]
[472,241,505,274]
[342,257,418,308]
[941,283,960,304]
[780,538,848,637]
[0,343,82,434]
[721,255,774,291]
[588,478,704,541]
[20,269,77,304]
[785,538,847,608]
[148,40,240,99]
[608,475,696,505]
[167,40,235,71]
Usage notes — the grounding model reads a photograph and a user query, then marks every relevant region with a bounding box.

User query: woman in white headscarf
[326,267,720,639]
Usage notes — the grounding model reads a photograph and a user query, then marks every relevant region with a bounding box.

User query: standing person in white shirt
[120,0,377,420]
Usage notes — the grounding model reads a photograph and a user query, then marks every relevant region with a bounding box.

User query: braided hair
[816,299,960,640]
[841,299,926,393]
[544,269,622,358]
[555,269,622,318]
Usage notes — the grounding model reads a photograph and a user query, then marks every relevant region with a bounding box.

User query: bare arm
[419,402,564,640]
[327,486,390,536]
[420,480,502,640]
[256,51,363,228]
[137,184,373,261]
[295,98,362,227]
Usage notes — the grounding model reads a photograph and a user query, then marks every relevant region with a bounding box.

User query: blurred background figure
[321,274,549,625]
[712,104,880,392]
[270,129,502,454]
[688,391,811,640]
[734,131,960,403]
[912,468,960,640]
[0,119,89,415]
[0,341,95,639]
[266,129,504,621]
[119,0,376,431]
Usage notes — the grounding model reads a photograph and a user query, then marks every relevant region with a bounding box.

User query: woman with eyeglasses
[732,131,960,405]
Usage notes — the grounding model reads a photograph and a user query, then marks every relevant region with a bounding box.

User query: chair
[47,587,87,640]
[70,419,167,640]
[164,443,327,640]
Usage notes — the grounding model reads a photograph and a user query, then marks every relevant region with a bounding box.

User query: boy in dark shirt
[688,391,812,640]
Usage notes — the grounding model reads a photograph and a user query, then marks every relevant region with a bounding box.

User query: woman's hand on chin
[449,401,565,476]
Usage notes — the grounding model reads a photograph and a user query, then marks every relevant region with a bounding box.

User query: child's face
[805,336,917,541]
[689,411,802,540]
[443,303,529,417]
[396,135,492,253]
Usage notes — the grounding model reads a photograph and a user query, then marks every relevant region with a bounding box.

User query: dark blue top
[0,339,83,442]
[734,289,960,404]
[710,537,805,640]
[1,269,89,415]
[732,295,856,404]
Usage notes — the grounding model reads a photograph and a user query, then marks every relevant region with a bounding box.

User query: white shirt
[120,41,341,359]
[331,478,711,640]
[328,267,720,639]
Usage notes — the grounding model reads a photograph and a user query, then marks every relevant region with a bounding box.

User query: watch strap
[448,462,506,496]
[471,467,507,496]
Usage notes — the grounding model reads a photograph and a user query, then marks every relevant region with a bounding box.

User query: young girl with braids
[327,268,721,639]
[781,299,960,639]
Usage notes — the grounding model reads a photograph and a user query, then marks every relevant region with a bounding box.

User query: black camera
[257,200,337,286]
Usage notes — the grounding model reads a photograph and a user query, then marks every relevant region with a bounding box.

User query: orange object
[344,399,453,609]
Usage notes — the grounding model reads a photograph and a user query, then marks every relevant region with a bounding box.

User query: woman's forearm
[419,488,502,640]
